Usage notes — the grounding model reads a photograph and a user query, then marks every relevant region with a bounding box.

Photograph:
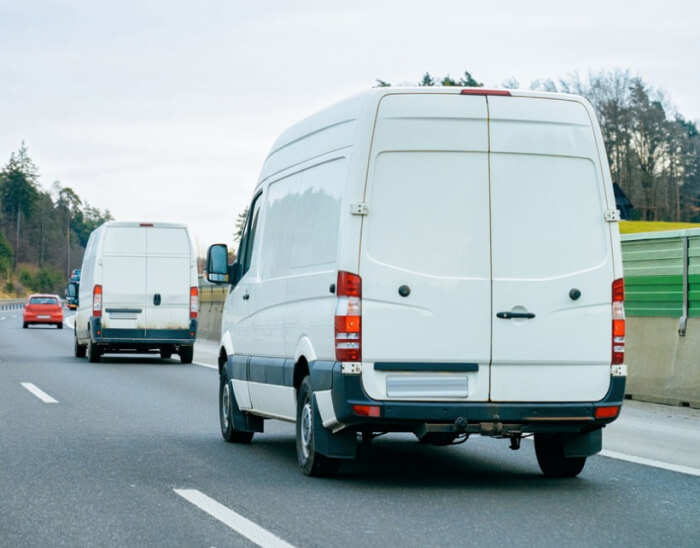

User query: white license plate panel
[386,375,468,398]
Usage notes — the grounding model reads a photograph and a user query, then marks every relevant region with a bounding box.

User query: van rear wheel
[296,376,341,477]
[179,345,194,364]
[87,339,101,363]
[534,434,586,477]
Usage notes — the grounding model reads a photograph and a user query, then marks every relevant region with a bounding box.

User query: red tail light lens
[612,278,625,365]
[93,285,103,318]
[190,286,199,319]
[335,271,362,362]
[352,404,381,417]
[595,405,620,419]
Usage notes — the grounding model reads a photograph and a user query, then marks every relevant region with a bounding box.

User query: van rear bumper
[315,361,626,434]
[89,317,197,346]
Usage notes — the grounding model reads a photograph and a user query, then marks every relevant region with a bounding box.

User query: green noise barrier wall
[622,229,700,322]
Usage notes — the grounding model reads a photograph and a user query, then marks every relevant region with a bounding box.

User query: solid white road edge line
[194,361,217,370]
[65,316,75,330]
[599,449,700,477]
[174,489,295,548]
[20,382,59,403]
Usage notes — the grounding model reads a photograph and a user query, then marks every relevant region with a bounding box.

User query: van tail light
[190,286,199,319]
[93,285,103,318]
[335,271,361,362]
[612,278,625,365]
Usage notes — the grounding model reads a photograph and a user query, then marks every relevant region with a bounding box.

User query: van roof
[262,87,592,182]
[98,221,189,229]
[269,87,589,153]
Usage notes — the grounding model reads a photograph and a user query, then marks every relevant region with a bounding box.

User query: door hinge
[604,209,621,222]
[351,202,369,216]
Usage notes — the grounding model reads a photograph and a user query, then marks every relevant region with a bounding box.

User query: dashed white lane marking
[64,316,75,330]
[174,489,295,548]
[21,382,59,403]
[194,361,217,370]
[599,449,700,477]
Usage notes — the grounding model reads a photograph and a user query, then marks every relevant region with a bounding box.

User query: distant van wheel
[219,368,254,443]
[296,376,341,477]
[160,349,172,359]
[179,345,194,364]
[74,333,86,358]
[417,432,459,446]
[87,339,101,363]
[534,434,586,478]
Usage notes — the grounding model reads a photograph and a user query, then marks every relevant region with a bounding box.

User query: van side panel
[488,97,614,402]
[359,94,492,402]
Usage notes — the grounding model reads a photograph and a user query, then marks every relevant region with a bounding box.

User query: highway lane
[1,312,699,547]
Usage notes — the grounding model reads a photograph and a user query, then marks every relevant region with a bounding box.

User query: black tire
[87,338,101,363]
[57,322,63,329]
[219,368,254,443]
[179,345,194,364]
[74,332,86,358]
[534,434,586,478]
[296,376,341,477]
[417,432,459,446]
[23,322,28,329]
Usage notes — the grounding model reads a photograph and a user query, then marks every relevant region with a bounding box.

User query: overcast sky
[1,0,698,253]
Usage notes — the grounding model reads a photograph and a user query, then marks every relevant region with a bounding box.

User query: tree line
[378,69,700,222]
[0,143,113,295]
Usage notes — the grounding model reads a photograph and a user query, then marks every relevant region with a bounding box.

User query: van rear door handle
[242,292,250,301]
[496,311,535,319]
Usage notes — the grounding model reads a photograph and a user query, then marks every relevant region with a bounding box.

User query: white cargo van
[207,88,626,477]
[75,221,199,364]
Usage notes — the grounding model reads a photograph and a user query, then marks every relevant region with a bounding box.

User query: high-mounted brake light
[190,286,199,319]
[335,271,362,362]
[460,89,511,96]
[139,223,154,227]
[612,278,625,365]
[93,284,103,318]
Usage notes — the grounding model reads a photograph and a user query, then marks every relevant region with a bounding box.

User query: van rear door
[487,96,614,402]
[145,227,192,335]
[101,226,147,335]
[359,93,492,402]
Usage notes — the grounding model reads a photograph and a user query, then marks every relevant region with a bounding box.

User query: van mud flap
[313,395,357,459]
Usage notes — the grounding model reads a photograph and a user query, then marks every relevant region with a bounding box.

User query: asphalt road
[1,310,699,547]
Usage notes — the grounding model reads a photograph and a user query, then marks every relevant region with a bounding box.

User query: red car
[23,294,64,329]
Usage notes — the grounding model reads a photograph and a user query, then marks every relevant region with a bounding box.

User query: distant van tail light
[93,285,103,318]
[335,271,361,362]
[612,278,625,365]
[190,286,199,319]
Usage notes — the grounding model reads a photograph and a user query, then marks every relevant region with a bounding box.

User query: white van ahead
[75,221,199,363]
[207,88,626,477]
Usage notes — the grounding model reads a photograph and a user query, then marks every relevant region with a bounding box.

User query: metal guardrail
[0,299,25,311]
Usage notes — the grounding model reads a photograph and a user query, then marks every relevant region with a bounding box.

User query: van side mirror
[206,244,231,284]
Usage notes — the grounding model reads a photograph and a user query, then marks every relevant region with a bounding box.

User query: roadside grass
[620,221,700,234]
